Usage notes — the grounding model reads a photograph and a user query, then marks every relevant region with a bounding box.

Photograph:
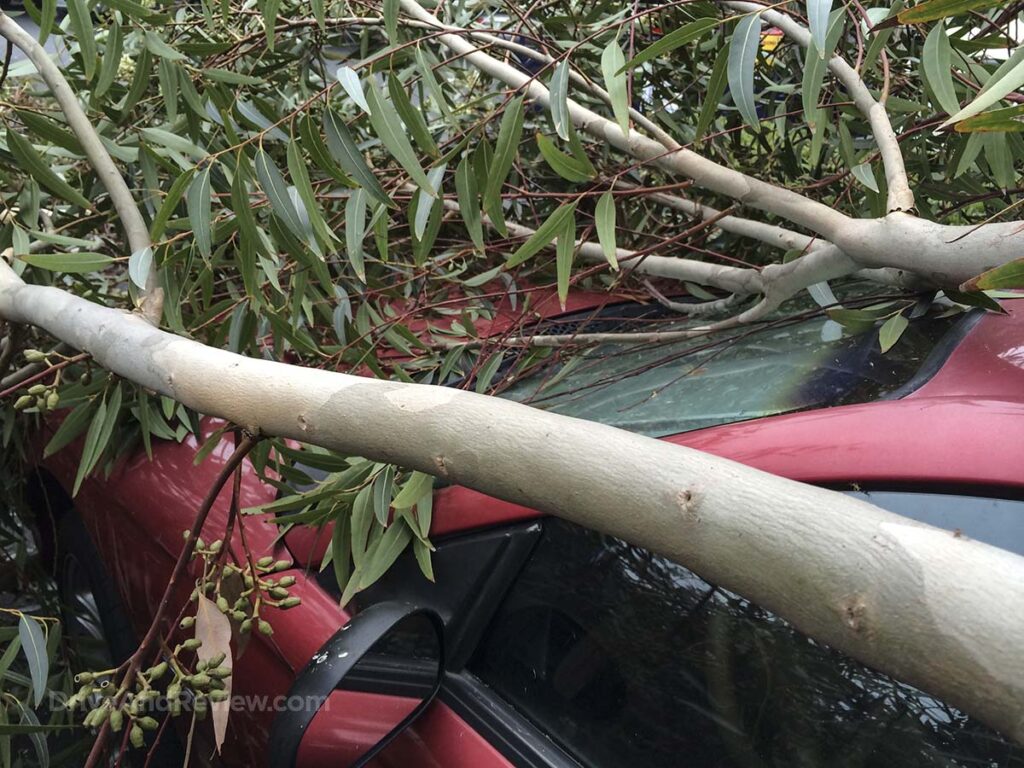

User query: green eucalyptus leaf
[728,13,763,130]
[335,66,369,113]
[600,40,630,134]
[536,133,594,182]
[879,313,909,352]
[365,80,434,192]
[67,0,97,81]
[455,154,485,253]
[17,615,48,707]
[187,165,213,259]
[254,149,308,241]
[18,253,114,273]
[144,30,186,60]
[961,258,1024,292]
[942,47,1024,128]
[595,191,618,270]
[485,96,525,236]
[550,59,572,141]
[392,471,433,509]
[94,18,123,98]
[696,48,730,143]
[808,0,833,54]
[129,246,154,289]
[923,23,960,116]
[622,18,719,71]
[5,128,91,209]
[898,0,1001,24]
[507,202,577,268]
[345,189,368,282]
[323,109,392,208]
[555,210,576,308]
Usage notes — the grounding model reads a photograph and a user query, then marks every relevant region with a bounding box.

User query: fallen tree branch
[437,194,765,295]
[401,0,1023,285]
[441,196,862,329]
[508,313,745,346]
[617,180,824,253]
[398,0,851,239]
[391,13,681,150]
[0,12,162,323]
[2,258,1021,742]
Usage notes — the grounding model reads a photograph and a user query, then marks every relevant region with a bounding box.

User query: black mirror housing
[269,602,444,768]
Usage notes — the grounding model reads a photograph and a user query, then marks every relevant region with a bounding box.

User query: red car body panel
[301,697,513,768]
[37,299,1024,766]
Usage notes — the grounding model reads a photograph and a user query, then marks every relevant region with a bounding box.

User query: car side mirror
[268,602,444,768]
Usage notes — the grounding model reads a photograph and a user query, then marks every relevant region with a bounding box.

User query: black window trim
[881,308,983,400]
[440,671,583,768]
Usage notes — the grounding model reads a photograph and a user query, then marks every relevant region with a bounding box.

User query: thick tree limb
[0,12,162,323]
[834,214,1024,285]
[1,258,1021,741]
[722,1,915,213]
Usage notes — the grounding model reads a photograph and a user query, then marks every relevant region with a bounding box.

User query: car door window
[468,493,1024,768]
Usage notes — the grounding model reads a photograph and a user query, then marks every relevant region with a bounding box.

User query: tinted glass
[470,494,1024,768]
[499,302,959,437]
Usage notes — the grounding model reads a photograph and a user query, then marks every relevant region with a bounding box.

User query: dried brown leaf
[196,594,233,751]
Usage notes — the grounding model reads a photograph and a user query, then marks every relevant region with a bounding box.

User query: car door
[337,489,1024,767]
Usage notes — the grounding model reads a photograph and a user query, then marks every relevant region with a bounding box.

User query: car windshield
[499,299,962,437]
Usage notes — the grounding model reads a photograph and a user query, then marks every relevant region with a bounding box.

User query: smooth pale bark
[621,182,825,253]
[500,208,858,331]
[1,260,1022,742]
[835,214,1024,286]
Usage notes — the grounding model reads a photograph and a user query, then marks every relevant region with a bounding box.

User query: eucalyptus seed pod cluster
[70,660,168,747]
[189,537,303,639]
[162,645,231,718]
[12,383,59,412]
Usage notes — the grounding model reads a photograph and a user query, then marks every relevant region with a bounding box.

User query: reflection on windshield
[500,303,957,437]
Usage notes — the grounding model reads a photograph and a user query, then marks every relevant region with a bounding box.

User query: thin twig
[0,351,87,399]
[643,280,740,316]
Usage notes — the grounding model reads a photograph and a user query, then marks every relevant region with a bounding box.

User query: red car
[30,294,1024,767]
